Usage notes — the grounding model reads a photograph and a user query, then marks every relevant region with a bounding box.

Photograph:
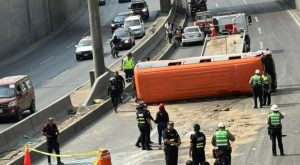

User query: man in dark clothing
[107,77,119,113]
[189,124,206,165]
[114,71,125,103]
[136,104,152,150]
[110,36,121,57]
[213,147,229,165]
[136,103,154,148]
[155,103,169,145]
[164,121,181,165]
[268,104,284,156]
[42,118,64,165]
[249,69,263,108]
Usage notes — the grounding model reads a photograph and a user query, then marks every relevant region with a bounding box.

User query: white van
[124,15,145,38]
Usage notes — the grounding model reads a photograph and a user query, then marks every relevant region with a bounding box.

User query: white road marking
[40,56,54,65]
[242,0,248,4]
[260,41,263,49]
[286,10,300,29]
[53,69,70,80]
[215,3,219,7]
[258,27,262,35]
[255,16,259,23]
[67,42,76,48]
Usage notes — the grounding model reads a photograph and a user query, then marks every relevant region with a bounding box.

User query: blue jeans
[157,122,167,145]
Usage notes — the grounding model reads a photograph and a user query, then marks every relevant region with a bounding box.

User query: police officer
[136,104,152,150]
[249,69,263,108]
[189,124,206,165]
[262,72,272,106]
[164,121,181,165]
[123,52,135,82]
[107,77,119,113]
[42,118,64,165]
[268,104,284,156]
[115,71,125,103]
[212,123,235,165]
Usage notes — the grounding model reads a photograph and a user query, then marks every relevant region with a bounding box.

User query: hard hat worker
[42,117,64,165]
[211,123,235,165]
[164,121,181,165]
[189,124,206,165]
[268,105,285,156]
[136,104,152,150]
[122,52,135,82]
[262,72,272,106]
[249,69,264,108]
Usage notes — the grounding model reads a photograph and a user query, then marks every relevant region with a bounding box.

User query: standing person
[248,15,252,25]
[136,104,152,150]
[262,72,272,106]
[249,69,263,108]
[115,71,125,103]
[107,77,119,112]
[155,103,169,145]
[123,52,135,82]
[164,121,181,165]
[165,21,173,43]
[42,118,64,165]
[189,124,206,165]
[211,123,235,165]
[268,104,284,156]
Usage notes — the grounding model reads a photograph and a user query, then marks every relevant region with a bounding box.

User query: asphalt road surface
[0,0,160,131]
[34,0,300,164]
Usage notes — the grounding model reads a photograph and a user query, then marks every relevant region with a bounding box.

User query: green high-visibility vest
[215,130,229,147]
[262,75,270,85]
[269,112,281,126]
[252,75,261,85]
[123,57,134,70]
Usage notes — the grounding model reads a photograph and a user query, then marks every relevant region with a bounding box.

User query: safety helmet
[270,104,279,111]
[193,124,200,131]
[218,122,225,128]
[159,103,165,110]
[255,69,260,74]
[109,77,116,83]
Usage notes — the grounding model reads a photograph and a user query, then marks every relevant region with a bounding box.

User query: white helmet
[255,69,260,74]
[270,104,279,111]
[218,122,225,128]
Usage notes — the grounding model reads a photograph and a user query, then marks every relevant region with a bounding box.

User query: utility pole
[87,0,106,78]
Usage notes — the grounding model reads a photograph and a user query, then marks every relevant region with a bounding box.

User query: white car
[124,15,145,38]
[182,26,205,45]
[75,36,93,61]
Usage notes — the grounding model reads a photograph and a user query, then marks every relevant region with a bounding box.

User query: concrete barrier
[52,94,73,120]
[31,106,54,132]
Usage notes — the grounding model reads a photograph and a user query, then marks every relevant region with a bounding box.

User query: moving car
[193,11,213,33]
[99,0,105,6]
[182,26,205,45]
[124,15,145,38]
[112,28,135,49]
[111,12,131,33]
[75,36,93,61]
[129,0,149,20]
[119,0,131,3]
[0,75,35,121]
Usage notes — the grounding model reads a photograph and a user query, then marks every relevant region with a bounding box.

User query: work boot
[280,153,285,156]
[146,147,153,151]
[142,147,146,150]
[58,162,65,165]
[135,143,141,148]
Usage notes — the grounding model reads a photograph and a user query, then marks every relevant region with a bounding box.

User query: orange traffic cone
[24,144,31,165]
[232,22,238,34]
[97,150,112,165]
[210,24,217,37]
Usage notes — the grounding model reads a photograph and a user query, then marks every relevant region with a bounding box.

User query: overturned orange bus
[134,50,277,103]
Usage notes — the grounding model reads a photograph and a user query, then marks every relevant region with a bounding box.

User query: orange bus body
[134,56,264,103]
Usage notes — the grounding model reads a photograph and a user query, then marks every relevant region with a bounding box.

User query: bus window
[229,56,241,60]
[168,62,181,66]
[200,59,211,63]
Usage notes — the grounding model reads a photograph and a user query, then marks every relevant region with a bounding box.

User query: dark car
[99,0,105,6]
[129,0,149,20]
[0,75,35,121]
[112,28,135,50]
[119,0,131,3]
[111,12,131,34]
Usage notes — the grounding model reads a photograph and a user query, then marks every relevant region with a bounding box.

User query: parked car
[193,11,213,33]
[182,26,205,45]
[119,0,131,3]
[99,0,105,6]
[75,36,93,61]
[129,0,149,20]
[124,15,145,38]
[0,75,35,121]
[111,12,131,34]
[112,28,135,50]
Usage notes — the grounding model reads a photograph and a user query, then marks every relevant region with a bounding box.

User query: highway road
[33,0,300,164]
[0,0,160,131]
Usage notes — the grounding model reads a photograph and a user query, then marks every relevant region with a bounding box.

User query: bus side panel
[135,57,264,103]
